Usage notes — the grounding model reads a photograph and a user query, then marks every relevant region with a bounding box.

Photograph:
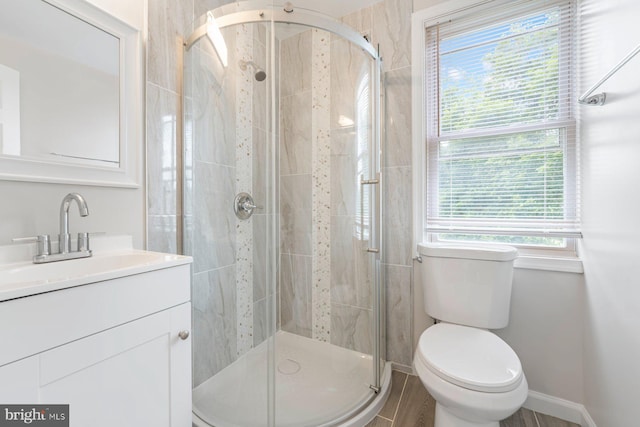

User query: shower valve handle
[241,200,261,211]
[234,192,261,220]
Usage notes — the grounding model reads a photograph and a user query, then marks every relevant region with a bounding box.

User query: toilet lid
[417,323,523,393]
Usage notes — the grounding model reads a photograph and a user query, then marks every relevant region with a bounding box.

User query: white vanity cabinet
[0,258,192,427]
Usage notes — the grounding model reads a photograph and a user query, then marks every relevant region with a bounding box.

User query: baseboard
[524,391,597,427]
[580,407,598,427]
[391,362,414,375]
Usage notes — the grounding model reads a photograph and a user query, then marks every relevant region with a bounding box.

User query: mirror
[0,0,141,187]
[0,0,120,167]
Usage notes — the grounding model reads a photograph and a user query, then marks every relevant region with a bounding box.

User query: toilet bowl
[414,242,527,427]
[414,323,528,427]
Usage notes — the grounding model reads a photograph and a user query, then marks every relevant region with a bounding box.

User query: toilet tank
[418,242,518,329]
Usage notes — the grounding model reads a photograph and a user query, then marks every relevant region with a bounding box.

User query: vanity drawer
[0,264,190,367]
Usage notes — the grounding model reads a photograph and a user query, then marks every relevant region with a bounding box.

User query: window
[421,0,579,255]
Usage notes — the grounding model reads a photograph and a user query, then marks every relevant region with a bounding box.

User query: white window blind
[425,0,580,242]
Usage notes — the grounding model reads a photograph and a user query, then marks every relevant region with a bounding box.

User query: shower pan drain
[277,358,301,375]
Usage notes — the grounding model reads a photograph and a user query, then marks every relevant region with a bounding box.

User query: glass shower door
[184,8,276,426]
[272,20,383,425]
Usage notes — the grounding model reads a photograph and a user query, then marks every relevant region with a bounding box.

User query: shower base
[192,331,390,427]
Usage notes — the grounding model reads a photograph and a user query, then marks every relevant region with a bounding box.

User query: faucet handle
[12,235,51,256]
[77,232,91,252]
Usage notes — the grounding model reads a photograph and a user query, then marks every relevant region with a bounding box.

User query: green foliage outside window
[433,9,568,247]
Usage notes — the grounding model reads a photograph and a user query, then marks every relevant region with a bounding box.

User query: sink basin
[0,249,191,302]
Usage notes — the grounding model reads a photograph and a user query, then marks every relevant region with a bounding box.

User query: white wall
[494,269,584,403]
[86,0,146,30]
[0,181,144,247]
[579,0,640,425]
[0,0,146,248]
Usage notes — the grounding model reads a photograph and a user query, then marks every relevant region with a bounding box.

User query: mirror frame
[0,0,142,188]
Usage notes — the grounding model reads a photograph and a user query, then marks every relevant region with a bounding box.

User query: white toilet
[413,242,528,427]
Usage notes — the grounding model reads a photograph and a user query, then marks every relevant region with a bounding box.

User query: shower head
[239,60,267,82]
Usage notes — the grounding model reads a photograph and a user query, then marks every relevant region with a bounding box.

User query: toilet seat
[416,323,523,393]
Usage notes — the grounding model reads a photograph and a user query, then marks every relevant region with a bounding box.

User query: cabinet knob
[178,330,190,340]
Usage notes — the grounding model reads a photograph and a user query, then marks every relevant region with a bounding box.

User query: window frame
[411,0,582,270]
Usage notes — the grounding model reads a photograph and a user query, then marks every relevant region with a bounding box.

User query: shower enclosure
[183,2,387,425]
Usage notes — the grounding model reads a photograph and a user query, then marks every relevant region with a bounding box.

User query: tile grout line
[533,410,542,427]
[390,374,409,426]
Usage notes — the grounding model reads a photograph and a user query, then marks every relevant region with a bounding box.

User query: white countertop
[0,234,192,302]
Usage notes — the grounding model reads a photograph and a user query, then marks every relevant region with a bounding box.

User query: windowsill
[514,255,583,274]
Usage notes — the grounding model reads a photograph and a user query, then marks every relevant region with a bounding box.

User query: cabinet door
[169,302,193,427]
[0,356,39,402]
[38,303,192,427]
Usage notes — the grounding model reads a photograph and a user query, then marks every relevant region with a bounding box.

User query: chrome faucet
[12,193,93,263]
[59,193,89,254]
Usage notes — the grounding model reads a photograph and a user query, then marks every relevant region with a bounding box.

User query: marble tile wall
[278,27,375,349]
[341,0,415,369]
[280,253,313,336]
[328,31,376,355]
[147,0,191,255]
[380,0,414,370]
[191,265,237,384]
[278,25,380,356]
[251,23,274,348]
[279,31,314,337]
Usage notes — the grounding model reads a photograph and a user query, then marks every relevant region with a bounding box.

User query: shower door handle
[361,174,381,255]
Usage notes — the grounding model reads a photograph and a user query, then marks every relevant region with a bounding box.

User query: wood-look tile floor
[366,371,581,427]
